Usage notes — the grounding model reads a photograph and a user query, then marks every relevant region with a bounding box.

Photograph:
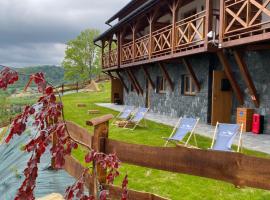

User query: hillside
[0,65,65,89]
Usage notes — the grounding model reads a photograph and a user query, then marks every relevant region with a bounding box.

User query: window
[156,76,167,93]
[183,75,196,96]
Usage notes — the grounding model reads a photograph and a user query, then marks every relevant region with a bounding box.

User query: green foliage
[62,81,270,200]
[0,91,9,122]
[62,29,101,82]
[3,65,65,90]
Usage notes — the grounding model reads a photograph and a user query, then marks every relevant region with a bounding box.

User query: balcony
[220,0,270,47]
[102,10,209,70]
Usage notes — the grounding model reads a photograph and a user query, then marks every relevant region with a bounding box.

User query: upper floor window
[183,75,196,96]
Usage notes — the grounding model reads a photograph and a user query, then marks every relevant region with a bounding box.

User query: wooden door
[111,78,123,104]
[211,71,232,125]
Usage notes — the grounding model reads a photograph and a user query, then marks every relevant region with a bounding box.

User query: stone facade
[121,54,211,123]
[120,50,270,133]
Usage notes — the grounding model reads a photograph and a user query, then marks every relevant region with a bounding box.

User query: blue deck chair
[112,106,135,125]
[124,107,149,130]
[164,117,200,147]
[210,122,243,152]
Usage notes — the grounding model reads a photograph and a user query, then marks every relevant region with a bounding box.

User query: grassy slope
[62,81,270,200]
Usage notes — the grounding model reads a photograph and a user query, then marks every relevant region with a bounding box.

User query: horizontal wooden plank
[86,114,114,126]
[64,156,169,199]
[64,155,93,190]
[106,185,169,200]
[105,139,270,190]
[66,121,92,147]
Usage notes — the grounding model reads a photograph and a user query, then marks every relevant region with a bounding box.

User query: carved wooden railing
[102,52,110,69]
[105,10,209,68]
[121,41,134,64]
[152,24,173,57]
[223,0,270,41]
[175,10,206,52]
[109,49,118,67]
[134,34,150,61]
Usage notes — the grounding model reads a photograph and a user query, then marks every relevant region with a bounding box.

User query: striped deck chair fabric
[211,123,243,152]
[164,117,199,147]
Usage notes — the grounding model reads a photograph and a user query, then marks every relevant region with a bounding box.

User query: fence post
[76,82,79,93]
[86,114,114,197]
[62,84,64,95]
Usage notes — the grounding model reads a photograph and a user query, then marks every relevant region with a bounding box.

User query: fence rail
[61,118,270,200]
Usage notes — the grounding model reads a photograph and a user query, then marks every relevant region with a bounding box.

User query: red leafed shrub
[0,67,18,90]
[0,66,128,200]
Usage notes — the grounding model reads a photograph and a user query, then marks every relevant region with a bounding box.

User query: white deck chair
[123,107,149,130]
[163,117,200,147]
[210,122,244,152]
[112,105,135,125]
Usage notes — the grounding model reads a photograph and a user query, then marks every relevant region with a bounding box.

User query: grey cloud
[0,0,129,67]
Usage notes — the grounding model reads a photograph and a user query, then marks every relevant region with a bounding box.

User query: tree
[62,29,101,82]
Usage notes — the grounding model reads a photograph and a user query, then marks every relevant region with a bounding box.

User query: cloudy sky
[0,0,129,67]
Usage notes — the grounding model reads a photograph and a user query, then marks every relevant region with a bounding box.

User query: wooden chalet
[94,0,270,132]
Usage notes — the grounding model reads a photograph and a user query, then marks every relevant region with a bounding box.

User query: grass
[62,81,270,200]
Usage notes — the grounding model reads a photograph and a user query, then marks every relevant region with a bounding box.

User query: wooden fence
[60,115,270,200]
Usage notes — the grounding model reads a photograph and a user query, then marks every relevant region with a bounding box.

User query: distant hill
[0,65,65,89]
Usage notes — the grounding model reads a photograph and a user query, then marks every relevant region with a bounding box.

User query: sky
[0,0,129,68]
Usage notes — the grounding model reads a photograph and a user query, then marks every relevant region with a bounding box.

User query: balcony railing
[222,0,270,42]
[102,10,208,69]
[134,34,150,61]
[175,11,206,52]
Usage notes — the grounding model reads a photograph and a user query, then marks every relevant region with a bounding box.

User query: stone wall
[122,54,211,123]
[225,50,270,132]
[121,50,270,133]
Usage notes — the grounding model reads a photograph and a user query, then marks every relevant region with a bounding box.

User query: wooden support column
[117,32,121,67]
[219,0,225,44]
[115,71,129,93]
[182,58,201,92]
[142,66,155,89]
[108,37,112,68]
[205,0,213,50]
[170,0,180,54]
[148,16,153,59]
[233,50,260,107]
[101,40,105,68]
[128,69,144,95]
[132,25,136,62]
[217,51,244,105]
[159,63,174,91]
[87,114,113,197]
[125,70,140,95]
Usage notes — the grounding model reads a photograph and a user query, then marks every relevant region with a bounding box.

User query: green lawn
[62,81,270,200]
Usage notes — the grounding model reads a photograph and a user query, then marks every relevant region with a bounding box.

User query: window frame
[157,76,167,94]
[183,74,197,96]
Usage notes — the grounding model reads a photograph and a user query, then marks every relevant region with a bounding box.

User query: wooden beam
[217,51,244,105]
[233,50,260,107]
[115,71,129,93]
[142,66,155,89]
[125,70,140,95]
[205,0,213,50]
[182,58,201,92]
[159,63,174,91]
[129,69,144,95]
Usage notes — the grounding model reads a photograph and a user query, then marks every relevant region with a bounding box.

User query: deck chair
[112,105,135,125]
[163,117,200,147]
[123,107,149,130]
[210,122,243,152]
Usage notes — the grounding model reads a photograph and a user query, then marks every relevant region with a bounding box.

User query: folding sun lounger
[210,122,244,152]
[164,117,200,147]
[112,105,135,125]
[123,107,149,130]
